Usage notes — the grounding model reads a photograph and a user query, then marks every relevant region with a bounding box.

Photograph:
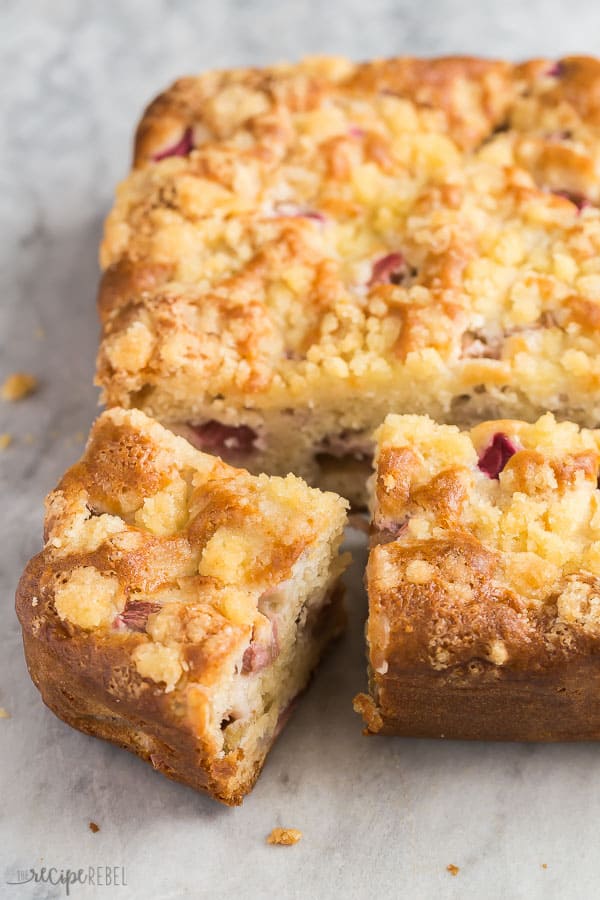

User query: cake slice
[96,55,600,506]
[16,408,348,804]
[355,412,600,741]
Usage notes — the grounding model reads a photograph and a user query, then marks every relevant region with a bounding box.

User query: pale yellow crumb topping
[39,408,347,693]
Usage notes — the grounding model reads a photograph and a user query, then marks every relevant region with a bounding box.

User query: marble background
[3,1,600,897]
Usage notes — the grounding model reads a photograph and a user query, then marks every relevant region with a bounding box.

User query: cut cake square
[355,412,600,741]
[16,408,348,804]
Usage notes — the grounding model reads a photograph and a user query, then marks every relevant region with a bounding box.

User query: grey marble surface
[3,1,600,898]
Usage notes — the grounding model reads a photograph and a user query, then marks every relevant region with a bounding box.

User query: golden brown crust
[15,408,348,803]
[358,413,600,740]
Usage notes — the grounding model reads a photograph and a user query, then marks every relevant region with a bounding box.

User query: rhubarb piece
[116,601,162,632]
[553,190,591,212]
[355,412,600,742]
[368,253,407,286]
[187,421,260,457]
[16,408,348,804]
[477,432,518,478]
[274,202,325,221]
[241,620,278,674]
[152,127,194,161]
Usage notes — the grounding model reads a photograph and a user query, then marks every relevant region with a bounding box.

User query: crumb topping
[38,408,347,694]
[369,412,600,671]
[96,56,600,422]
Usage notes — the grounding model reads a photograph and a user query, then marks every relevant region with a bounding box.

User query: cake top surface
[31,408,347,691]
[369,412,600,671]
[97,55,600,413]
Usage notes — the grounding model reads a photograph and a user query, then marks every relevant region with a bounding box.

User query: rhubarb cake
[95,55,600,506]
[355,412,600,741]
[16,408,348,804]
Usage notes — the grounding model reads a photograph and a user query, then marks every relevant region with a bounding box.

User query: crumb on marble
[0,434,12,451]
[267,828,302,846]
[89,822,100,833]
[447,864,460,876]
[1,372,38,401]
[0,708,11,719]
[542,863,548,869]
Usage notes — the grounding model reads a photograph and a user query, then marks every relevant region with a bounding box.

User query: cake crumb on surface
[0,434,12,450]
[267,828,302,846]
[0,708,11,719]
[1,372,38,401]
[89,822,100,833]
[446,864,460,876]
[542,863,548,869]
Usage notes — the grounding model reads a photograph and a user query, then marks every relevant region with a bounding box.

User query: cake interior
[206,535,347,795]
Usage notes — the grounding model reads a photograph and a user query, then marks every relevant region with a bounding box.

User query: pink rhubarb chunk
[189,421,258,455]
[275,202,325,221]
[553,190,591,212]
[369,253,407,286]
[153,127,194,161]
[242,623,279,675]
[477,433,518,479]
[115,601,161,632]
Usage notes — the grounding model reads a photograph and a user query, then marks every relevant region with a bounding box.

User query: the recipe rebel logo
[6,865,127,895]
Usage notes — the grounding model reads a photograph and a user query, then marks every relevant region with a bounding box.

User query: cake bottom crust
[20,584,345,805]
[354,660,600,742]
